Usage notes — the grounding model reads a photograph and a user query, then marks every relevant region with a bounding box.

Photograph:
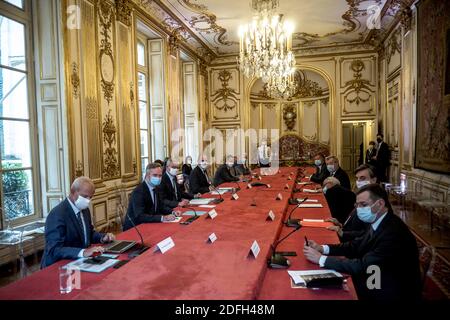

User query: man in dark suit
[304,184,422,300]
[326,164,378,242]
[365,141,377,167]
[41,177,115,268]
[373,133,390,182]
[234,153,251,176]
[322,177,355,224]
[213,155,240,187]
[123,163,181,231]
[325,155,351,190]
[160,159,194,209]
[310,153,329,184]
[189,154,214,194]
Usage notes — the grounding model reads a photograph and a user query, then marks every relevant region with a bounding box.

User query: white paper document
[298,203,323,208]
[287,270,342,286]
[302,219,324,222]
[296,198,319,203]
[199,205,216,208]
[63,258,119,273]
[302,188,321,193]
[189,198,215,205]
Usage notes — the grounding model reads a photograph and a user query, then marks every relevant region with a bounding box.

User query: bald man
[41,177,115,268]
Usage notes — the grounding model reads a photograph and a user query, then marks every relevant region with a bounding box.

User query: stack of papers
[63,258,119,273]
[182,211,207,216]
[298,203,323,208]
[300,219,334,228]
[288,270,343,287]
[163,217,182,223]
[189,198,215,205]
[302,188,321,193]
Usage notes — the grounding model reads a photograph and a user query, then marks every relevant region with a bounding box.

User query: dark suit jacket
[213,164,240,187]
[324,212,422,300]
[340,208,369,242]
[41,199,104,268]
[182,164,192,176]
[160,172,193,208]
[234,163,251,176]
[189,166,211,194]
[324,185,356,224]
[376,142,390,169]
[331,167,351,190]
[365,148,377,166]
[310,163,330,184]
[123,182,173,231]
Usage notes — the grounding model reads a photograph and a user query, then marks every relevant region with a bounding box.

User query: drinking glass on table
[59,266,80,294]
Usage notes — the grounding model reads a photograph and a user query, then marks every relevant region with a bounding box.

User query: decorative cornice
[116,0,133,27]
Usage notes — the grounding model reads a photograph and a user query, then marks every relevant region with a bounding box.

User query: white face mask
[186,158,192,165]
[327,164,335,173]
[75,195,90,211]
[226,162,234,168]
[356,180,370,189]
[314,159,322,166]
[200,162,208,169]
[169,168,178,176]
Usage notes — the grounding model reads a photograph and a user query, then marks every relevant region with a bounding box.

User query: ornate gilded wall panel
[210,68,240,121]
[82,0,103,180]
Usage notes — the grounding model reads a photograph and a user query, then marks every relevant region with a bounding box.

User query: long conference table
[0,166,356,300]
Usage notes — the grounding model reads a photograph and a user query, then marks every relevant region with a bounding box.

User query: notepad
[302,188,321,193]
[288,270,343,286]
[63,257,119,273]
[298,203,323,208]
[300,219,333,228]
[182,211,207,216]
[189,198,215,205]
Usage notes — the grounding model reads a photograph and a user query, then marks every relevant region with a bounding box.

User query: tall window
[136,31,168,178]
[137,40,149,178]
[0,0,38,228]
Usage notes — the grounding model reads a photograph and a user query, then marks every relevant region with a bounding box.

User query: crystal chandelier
[238,0,297,99]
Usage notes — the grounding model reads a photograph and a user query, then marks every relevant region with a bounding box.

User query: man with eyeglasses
[41,177,115,268]
[303,183,421,300]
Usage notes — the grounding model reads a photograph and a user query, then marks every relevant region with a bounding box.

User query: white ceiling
[160,0,393,56]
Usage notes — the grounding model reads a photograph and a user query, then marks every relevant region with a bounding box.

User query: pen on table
[304,236,309,247]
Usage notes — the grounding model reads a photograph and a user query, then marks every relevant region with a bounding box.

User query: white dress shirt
[318,211,389,267]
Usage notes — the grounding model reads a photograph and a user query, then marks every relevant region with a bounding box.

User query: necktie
[171,176,178,199]
[76,212,87,247]
[150,188,157,212]
[203,169,211,184]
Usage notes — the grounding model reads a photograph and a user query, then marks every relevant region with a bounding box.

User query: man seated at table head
[304,183,422,300]
[41,177,115,268]
[325,155,351,190]
[189,154,214,194]
[326,164,378,242]
[160,158,195,209]
[123,163,182,231]
[310,153,329,184]
[213,155,240,187]
[322,177,355,225]
[234,153,251,176]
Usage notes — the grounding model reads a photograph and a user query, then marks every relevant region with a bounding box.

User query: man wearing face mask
[257,139,271,167]
[372,133,390,182]
[326,164,377,242]
[325,156,351,190]
[310,153,329,184]
[365,141,377,166]
[123,163,181,231]
[189,154,214,194]
[322,177,356,224]
[41,177,115,268]
[304,183,421,300]
[182,156,193,178]
[235,153,251,176]
[160,159,195,209]
[213,155,241,187]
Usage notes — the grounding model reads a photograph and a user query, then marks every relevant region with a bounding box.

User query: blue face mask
[327,165,335,173]
[356,203,378,223]
[149,176,162,186]
[314,160,322,166]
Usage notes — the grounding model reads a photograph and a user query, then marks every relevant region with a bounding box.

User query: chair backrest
[418,245,435,291]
